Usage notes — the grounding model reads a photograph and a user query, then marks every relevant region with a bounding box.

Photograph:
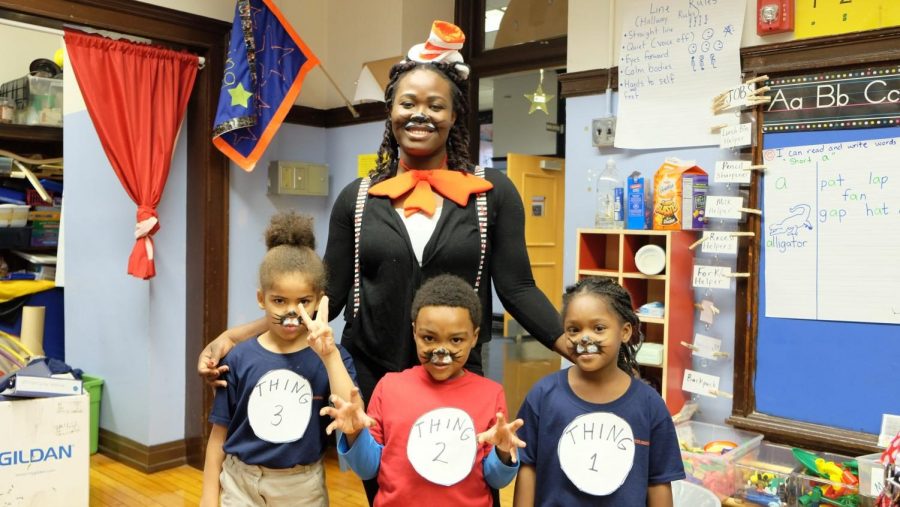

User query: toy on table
[793,448,860,507]
[742,471,788,506]
[705,440,739,454]
[678,438,741,495]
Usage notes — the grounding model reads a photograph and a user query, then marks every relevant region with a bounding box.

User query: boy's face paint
[412,305,478,382]
[424,346,461,365]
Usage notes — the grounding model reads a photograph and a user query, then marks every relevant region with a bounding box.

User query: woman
[199,23,566,500]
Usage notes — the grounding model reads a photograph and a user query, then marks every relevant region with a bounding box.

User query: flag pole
[317,62,360,118]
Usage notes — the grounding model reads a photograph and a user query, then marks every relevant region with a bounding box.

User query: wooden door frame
[0,0,231,468]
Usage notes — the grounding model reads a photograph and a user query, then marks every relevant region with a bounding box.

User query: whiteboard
[762,130,900,324]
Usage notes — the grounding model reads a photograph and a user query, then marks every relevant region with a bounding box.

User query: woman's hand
[477,412,526,464]
[320,388,374,437]
[197,336,235,388]
[301,296,335,358]
[197,318,267,387]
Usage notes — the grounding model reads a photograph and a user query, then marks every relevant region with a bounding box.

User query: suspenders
[352,166,488,318]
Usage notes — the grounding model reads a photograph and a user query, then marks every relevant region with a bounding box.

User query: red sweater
[368,366,507,507]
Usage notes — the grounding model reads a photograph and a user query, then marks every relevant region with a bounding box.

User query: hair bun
[264,211,316,250]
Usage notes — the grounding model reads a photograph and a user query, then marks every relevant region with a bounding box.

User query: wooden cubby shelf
[575,228,694,415]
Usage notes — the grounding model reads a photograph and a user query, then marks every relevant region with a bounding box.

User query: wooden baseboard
[98,428,186,473]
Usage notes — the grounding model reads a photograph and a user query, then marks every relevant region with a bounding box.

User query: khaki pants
[220,454,328,507]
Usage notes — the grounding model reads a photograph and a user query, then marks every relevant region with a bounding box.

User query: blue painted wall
[564,93,743,425]
[227,121,386,342]
[64,109,187,445]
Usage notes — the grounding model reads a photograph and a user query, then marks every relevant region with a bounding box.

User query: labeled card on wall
[705,195,745,219]
[715,160,752,184]
[701,232,739,255]
[719,124,751,148]
[692,333,723,360]
[714,83,759,112]
[682,369,720,398]
[878,413,900,448]
[693,265,731,289]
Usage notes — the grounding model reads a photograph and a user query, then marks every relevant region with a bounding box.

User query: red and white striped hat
[407,20,470,79]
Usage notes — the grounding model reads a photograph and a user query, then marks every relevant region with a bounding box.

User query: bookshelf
[575,228,694,415]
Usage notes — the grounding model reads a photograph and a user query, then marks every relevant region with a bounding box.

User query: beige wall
[135,0,452,109]
[0,25,62,84]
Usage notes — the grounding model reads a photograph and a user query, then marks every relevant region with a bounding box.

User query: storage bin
[857,452,886,506]
[672,480,719,507]
[734,442,800,506]
[675,420,764,497]
[81,374,104,454]
[0,204,29,227]
[793,449,860,507]
[0,74,63,126]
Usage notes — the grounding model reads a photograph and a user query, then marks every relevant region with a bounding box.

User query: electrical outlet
[592,117,616,147]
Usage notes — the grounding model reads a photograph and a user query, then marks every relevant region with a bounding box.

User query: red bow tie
[368,167,493,217]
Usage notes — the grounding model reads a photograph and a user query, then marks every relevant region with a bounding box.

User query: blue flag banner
[213,0,318,171]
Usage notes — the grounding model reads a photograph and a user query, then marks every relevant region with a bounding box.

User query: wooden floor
[90,451,515,506]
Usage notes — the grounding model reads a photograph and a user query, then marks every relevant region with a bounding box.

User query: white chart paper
[615,0,745,149]
[763,136,900,324]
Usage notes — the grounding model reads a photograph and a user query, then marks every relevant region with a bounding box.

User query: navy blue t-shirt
[517,369,685,506]
[210,337,357,468]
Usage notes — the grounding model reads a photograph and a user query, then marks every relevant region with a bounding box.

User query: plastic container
[857,452,886,505]
[675,420,764,497]
[793,449,860,507]
[0,75,63,126]
[81,375,104,454]
[0,97,14,123]
[734,442,800,506]
[594,158,624,229]
[0,204,29,227]
[672,479,719,507]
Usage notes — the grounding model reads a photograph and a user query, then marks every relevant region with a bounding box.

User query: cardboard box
[0,394,89,505]
[626,171,651,229]
[652,160,708,230]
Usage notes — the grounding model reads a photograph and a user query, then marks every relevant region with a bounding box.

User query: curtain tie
[135,206,159,261]
[368,169,492,217]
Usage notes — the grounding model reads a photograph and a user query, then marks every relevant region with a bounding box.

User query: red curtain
[64,31,198,279]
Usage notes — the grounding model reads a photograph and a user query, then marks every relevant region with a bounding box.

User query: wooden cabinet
[575,228,694,415]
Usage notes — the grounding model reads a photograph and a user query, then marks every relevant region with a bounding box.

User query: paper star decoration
[524,68,554,115]
[228,82,253,108]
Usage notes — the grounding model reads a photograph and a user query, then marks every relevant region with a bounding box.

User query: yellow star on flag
[228,82,253,108]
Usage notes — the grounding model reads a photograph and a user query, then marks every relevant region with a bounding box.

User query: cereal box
[653,160,708,230]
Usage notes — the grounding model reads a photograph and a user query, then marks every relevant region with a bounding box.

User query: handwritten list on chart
[763,136,900,324]
[615,0,744,150]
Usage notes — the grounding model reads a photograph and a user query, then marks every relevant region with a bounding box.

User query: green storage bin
[81,375,104,454]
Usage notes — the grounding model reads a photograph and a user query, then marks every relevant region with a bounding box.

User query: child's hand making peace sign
[477,412,526,464]
[299,296,335,358]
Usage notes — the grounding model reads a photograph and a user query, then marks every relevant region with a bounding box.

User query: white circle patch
[406,407,478,486]
[247,369,313,444]
[557,412,635,496]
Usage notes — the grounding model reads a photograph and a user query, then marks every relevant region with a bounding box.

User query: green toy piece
[793,448,826,477]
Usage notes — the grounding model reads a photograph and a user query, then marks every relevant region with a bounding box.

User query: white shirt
[396,207,442,265]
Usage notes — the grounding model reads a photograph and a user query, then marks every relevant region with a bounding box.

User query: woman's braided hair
[369,60,471,183]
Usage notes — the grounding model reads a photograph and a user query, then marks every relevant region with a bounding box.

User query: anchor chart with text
[763,135,900,324]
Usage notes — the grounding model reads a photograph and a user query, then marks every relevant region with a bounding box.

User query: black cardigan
[323,168,563,372]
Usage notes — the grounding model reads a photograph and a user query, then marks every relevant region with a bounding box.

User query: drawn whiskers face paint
[425,347,460,365]
[272,311,300,327]
[569,335,603,355]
